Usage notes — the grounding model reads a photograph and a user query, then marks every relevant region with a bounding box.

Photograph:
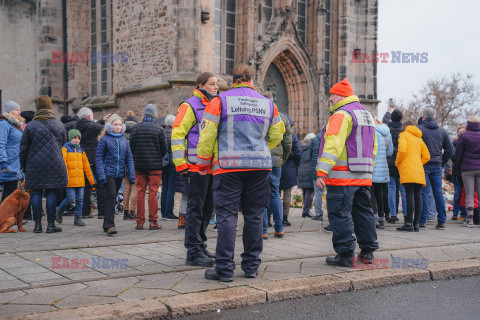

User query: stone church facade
[0,0,379,136]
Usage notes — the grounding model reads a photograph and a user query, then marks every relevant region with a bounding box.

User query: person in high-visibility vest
[172,72,219,267]
[196,64,285,282]
[316,78,379,267]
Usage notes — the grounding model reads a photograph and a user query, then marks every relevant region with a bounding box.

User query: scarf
[197,88,216,101]
[33,109,56,121]
[1,112,24,131]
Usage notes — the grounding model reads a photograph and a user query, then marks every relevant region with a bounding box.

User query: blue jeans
[263,167,283,234]
[58,187,84,215]
[32,189,57,222]
[387,176,407,217]
[421,166,446,224]
[427,185,437,220]
[161,165,176,217]
[313,179,324,217]
[453,177,467,218]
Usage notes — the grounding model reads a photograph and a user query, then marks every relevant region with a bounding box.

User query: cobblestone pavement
[0,208,479,318]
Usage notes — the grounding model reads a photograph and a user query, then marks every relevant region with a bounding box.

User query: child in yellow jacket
[57,129,96,226]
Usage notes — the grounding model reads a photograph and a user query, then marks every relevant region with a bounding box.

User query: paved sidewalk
[0,208,479,318]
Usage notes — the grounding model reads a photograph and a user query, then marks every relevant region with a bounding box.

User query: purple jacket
[454,121,480,175]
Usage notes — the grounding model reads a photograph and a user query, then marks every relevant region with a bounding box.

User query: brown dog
[0,181,30,233]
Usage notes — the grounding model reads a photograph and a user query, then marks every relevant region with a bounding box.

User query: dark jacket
[129,117,167,172]
[76,118,105,165]
[280,131,302,190]
[61,115,79,132]
[309,132,322,181]
[95,132,135,183]
[298,143,314,189]
[419,118,453,167]
[19,119,68,190]
[453,121,480,174]
[164,125,174,167]
[386,120,403,177]
[124,120,137,142]
[175,172,186,193]
[271,113,292,167]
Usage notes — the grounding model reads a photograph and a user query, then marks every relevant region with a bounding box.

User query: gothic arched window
[297,0,306,44]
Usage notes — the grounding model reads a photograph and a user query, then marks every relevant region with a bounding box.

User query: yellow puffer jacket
[62,142,95,188]
[395,125,431,186]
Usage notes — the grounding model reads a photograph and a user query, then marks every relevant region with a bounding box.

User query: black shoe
[302,213,314,218]
[452,216,458,220]
[204,249,216,259]
[358,250,374,264]
[98,215,105,219]
[204,268,233,282]
[312,215,323,221]
[283,217,291,226]
[245,270,258,278]
[56,208,64,224]
[387,217,397,224]
[326,253,353,267]
[164,214,179,221]
[419,223,427,229]
[413,223,419,232]
[324,225,332,233]
[376,221,385,229]
[435,223,446,230]
[128,211,136,220]
[186,255,215,267]
[46,221,62,233]
[123,210,130,220]
[396,223,413,232]
[74,216,85,226]
[33,221,42,233]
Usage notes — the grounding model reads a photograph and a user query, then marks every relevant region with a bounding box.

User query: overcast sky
[377,0,480,117]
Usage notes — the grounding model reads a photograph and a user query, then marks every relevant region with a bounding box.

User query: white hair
[165,114,176,127]
[304,133,316,142]
[77,107,93,120]
[422,107,436,119]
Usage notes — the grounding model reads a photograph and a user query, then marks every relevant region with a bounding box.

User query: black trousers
[213,170,270,278]
[404,183,423,224]
[0,180,18,203]
[82,164,104,216]
[371,182,388,218]
[326,185,379,255]
[185,173,214,260]
[97,177,122,230]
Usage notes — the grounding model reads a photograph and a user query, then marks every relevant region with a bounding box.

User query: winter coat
[453,121,480,174]
[62,142,95,188]
[386,120,403,177]
[61,115,79,132]
[280,131,302,190]
[0,118,23,183]
[372,124,393,183]
[76,118,105,165]
[419,118,453,167]
[164,125,174,167]
[95,132,135,184]
[19,119,68,190]
[395,125,430,186]
[271,113,292,167]
[309,132,322,181]
[129,117,167,172]
[297,143,314,189]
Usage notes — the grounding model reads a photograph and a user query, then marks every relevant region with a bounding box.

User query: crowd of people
[1,64,479,281]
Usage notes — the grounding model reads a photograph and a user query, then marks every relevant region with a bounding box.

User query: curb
[5,258,480,320]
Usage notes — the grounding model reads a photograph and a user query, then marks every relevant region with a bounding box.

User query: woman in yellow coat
[57,129,96,226]
[395,121,430,232]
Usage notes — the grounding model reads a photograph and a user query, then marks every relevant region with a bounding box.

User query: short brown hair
[402,120,414,131]
[232,64,254,84]
[195,72,216,88]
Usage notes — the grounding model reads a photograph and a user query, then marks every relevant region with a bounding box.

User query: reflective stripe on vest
[217,87,274,170]
[183,96,206,165]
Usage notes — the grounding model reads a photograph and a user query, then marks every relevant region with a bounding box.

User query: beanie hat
[68,129,81,141]
[20,111,35,123]
[329,78,354,97]
[143,104,158,118]
[3,101,20,114]
[36,95,53,110]
[391,109,403,122]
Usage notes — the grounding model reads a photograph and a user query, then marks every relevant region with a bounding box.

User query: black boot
[267,213,272,227]
[56,207,64,224]
[396,223,413,232]
[128,211,136,220]
[33,221,42,233]
[123,210,130,220]
[326,253,354,267]
[358,250,374,264]
[283,216,291,226]
[413,222,420,232]
[46,220,62,233]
